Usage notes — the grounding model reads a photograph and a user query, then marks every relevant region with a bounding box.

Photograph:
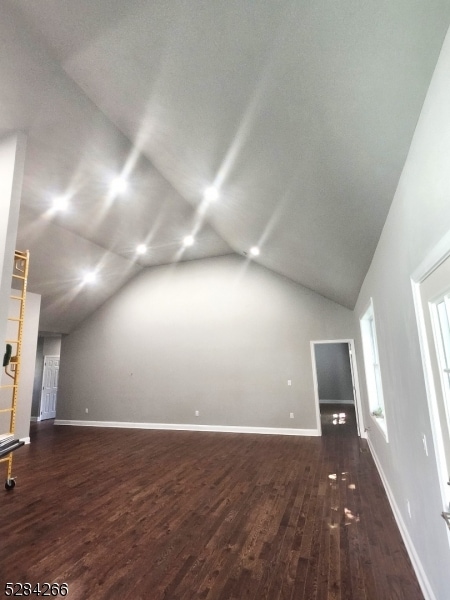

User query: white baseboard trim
[30,416,41,422]
[20,436,30,445]
[319,399,354,405]
[54,419,320,437]
[367,437,436,600]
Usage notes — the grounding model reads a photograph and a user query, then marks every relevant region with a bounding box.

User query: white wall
[354,27,450,600]
[0,133,26,352]
[57,255,356,431]
[0,291,41,441]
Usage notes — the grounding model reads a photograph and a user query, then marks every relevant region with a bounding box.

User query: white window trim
[431,296,450,434]
[411,229,450,546]
[360,298,388,442]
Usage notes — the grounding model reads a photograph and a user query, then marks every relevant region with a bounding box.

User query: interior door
[40,355,59,420]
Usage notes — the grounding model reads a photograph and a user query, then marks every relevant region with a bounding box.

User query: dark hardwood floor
[0,406,423,599]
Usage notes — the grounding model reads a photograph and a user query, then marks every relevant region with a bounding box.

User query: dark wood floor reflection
[0,409,423,599]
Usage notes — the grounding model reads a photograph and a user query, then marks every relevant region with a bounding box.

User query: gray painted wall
[0,291,41,440]
[314,343,353,403]
[353,27,450,600]
[31,337,44,418]
[58,255,356,430]
[43,337,62,356]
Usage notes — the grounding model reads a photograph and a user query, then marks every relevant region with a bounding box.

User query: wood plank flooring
[0,406,423,599]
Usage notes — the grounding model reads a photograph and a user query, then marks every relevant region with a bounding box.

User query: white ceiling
[3,1,450,333]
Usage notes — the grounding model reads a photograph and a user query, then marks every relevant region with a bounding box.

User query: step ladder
[0,250,29,490]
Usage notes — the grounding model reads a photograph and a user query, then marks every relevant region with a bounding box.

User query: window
[360,299,388,440]
[416,252,450,516]
[413,242,450,529]
[434,298,450,417]
[430,295,450,479]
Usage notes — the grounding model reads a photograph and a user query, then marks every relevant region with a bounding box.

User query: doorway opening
[311,339,365,437]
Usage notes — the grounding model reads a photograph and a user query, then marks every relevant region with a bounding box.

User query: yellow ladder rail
[2,249,29,489]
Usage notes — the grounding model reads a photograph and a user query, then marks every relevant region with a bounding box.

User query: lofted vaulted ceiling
[2,0,450,333]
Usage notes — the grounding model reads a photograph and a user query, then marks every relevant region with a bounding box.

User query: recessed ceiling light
[250,246,260,256]
[52,195,69,211]
[82,271,96,284]
[110,176,127,195]
[136,244,147,255]
[204,186,219,202]
[183,235,195,247]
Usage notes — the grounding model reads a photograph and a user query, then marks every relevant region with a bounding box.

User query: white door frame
[310,339,366,437]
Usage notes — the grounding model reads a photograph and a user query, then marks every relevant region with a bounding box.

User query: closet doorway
[311,339,365,436]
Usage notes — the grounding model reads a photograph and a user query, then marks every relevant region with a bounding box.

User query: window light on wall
[360,298,388,440]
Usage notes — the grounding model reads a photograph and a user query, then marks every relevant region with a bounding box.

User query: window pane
[374,364,383,411]
[369,318,377,360]
[360,300,387,437]
[432,299,450,447]
[437,301,450,370]
[445,372,450,397]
